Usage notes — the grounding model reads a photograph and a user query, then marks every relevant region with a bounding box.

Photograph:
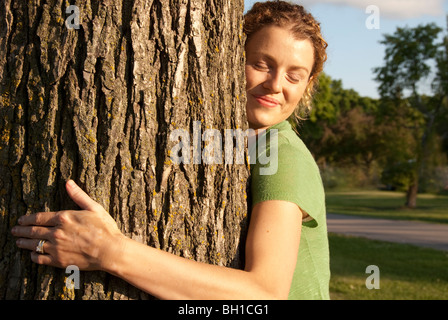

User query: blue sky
[244,0,448,98]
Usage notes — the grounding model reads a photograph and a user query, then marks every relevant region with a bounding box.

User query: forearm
[13,181,299,299]
[104,235,277,300]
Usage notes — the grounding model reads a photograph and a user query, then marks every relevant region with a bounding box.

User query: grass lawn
[329,233,448,300]
[326,190,448,299]
[326,190,448,224]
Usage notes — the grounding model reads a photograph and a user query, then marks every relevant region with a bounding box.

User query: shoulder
[250,123,325,226]
[251,123,318,176]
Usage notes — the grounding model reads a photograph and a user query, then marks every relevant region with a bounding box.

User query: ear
[307,75,315,87]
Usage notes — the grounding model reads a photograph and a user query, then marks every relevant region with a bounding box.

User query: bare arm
[107,200,302,299]
[12,181,302,299]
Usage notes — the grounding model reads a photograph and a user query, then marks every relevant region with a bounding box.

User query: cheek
[286,84,307,107]
[245,66,262,91]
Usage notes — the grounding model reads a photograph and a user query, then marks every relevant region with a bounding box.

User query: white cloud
[298,0,444,19]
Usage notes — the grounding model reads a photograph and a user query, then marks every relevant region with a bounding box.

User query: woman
[12,1,329,300]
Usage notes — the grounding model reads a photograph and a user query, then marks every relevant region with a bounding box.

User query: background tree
[373,23,446,208]
[0,0,248,299]
[434,16,448,166]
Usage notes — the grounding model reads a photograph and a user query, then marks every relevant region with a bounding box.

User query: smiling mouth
[253,95,280,108]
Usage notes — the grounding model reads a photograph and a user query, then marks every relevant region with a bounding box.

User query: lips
[252,94,280,108]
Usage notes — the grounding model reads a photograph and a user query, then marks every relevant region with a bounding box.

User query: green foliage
[301,73,382,168]
[373,23,442,99]
[309,73,336,123]
[372,23,447,202]
[380,160,416,191]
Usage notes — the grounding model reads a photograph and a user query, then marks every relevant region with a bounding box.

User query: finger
[31,251,56,266]
[66,180,101,211]
[16,238,51,254]
[18,211,59,226]
[12,225,52,239]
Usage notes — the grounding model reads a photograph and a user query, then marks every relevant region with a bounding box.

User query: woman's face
[245,25,314,130]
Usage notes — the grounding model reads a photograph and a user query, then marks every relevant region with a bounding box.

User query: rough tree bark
[0,0,248,299]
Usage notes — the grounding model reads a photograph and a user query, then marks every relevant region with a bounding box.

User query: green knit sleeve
[250,134,325,228]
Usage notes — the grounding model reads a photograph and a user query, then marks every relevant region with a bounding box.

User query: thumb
[66,180,101,211]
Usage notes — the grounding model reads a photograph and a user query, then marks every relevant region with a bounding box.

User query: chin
[247,113,277,130]
[246,108,273,129]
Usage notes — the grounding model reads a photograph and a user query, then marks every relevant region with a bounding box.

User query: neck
[248,122,269,134]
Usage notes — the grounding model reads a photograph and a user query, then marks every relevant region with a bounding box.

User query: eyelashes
[286,73,304,83]
[253,62,269,71]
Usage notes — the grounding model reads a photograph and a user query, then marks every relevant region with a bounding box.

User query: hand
[11,180,125,271]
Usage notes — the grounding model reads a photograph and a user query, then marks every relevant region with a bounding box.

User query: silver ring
[36,240,46,254]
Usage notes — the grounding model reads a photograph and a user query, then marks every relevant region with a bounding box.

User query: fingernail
[11,227,17,234]
[67,180,76,188]
[18,216,23,224]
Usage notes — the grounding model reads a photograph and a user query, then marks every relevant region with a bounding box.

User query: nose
[263,71,282,93]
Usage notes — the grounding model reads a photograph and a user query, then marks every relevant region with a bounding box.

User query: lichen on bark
[0,0,248,299]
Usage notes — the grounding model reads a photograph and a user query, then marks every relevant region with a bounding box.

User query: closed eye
[286,73,304,83]
[253,62,269,71]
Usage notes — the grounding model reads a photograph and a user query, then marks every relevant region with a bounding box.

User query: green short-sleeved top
[249,120,330,300]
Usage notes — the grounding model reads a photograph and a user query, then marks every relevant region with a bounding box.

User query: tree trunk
[0,0,248,300]
[405,183,418,208]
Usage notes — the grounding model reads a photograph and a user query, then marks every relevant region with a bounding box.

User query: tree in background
[0,0,248,299]
[373,23,447,208]
[434,16,448,173]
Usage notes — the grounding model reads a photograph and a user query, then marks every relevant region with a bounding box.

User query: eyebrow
[252,51,310,74]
